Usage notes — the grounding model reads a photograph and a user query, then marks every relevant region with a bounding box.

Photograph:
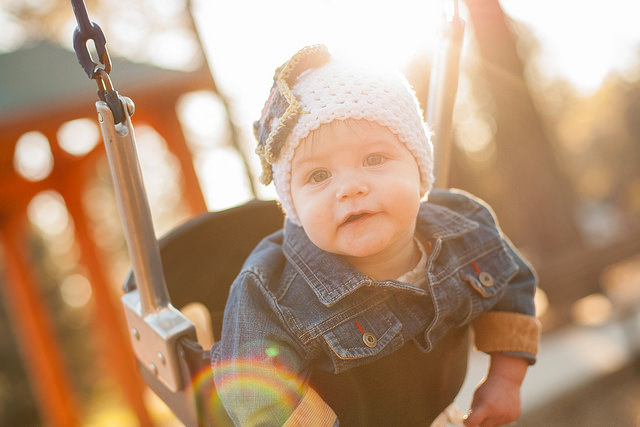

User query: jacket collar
[415,202,479,241]
[282,202,478,306]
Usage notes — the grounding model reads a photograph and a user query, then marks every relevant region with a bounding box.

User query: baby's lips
[340,210,372,225]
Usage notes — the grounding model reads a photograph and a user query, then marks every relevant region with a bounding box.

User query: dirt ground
[517,358,640,427]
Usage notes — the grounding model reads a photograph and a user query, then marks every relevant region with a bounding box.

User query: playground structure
[0,41,214,424]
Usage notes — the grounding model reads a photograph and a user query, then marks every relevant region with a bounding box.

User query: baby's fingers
[462,404,488,427]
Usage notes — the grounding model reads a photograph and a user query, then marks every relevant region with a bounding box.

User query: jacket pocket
[454,244,519,323]
[321,303,403,373]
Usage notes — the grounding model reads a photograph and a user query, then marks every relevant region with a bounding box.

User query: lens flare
[191,341,306,424]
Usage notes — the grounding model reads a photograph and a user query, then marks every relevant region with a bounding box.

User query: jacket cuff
[472,312,541,358]
[283,386,337,426]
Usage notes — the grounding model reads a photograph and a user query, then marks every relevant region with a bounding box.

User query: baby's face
[290,119,421,268]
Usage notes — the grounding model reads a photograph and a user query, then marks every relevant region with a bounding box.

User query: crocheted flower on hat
[253,45,330,185]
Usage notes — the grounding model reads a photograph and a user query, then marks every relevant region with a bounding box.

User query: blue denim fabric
[210,189,537,425]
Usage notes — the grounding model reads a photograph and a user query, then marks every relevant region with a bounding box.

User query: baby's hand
[463,353,528,427]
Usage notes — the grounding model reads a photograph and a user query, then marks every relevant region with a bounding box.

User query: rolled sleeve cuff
[472,312,541,361]
[283,386,337,427]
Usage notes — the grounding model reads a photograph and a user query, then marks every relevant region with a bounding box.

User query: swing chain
[71,0,126,124]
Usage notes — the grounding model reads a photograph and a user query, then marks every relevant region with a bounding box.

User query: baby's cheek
[295,192,327,221]
[303,225,335,254]
[298,211,333,246]
[292,197,312,225]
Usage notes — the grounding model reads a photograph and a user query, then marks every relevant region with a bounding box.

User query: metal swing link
[71,0,111,77]
[70,0,197,393]
[71,0,125,123]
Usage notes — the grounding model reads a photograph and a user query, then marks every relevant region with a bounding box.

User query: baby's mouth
[343,212,371,225]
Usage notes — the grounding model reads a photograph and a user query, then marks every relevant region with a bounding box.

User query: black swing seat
[124,199,469,426]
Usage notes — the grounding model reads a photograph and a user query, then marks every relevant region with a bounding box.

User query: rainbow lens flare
[191,340,306,425]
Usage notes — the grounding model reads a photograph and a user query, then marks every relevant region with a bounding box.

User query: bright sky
[191,0,444,127]
[192,0,640,125]
[500,0,640,92]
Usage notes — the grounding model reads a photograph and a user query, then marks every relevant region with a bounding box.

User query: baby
[211,45,540,426]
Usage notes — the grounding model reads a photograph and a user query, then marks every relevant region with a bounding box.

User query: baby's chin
[308,235,386,259]
[335,236,396,260]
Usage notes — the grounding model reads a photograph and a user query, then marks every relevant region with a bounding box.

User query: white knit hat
[254,45,433,224]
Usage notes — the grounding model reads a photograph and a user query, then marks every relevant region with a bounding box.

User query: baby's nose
[336,173,369,200]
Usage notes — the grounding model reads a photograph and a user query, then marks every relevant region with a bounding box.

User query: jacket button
[479,272,494,287]
[362,332,378,348]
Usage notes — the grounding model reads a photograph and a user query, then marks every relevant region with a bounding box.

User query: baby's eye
[364,154,385,166]
[308,169,330,184]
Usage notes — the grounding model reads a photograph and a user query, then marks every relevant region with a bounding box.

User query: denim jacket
[211,189,539,425]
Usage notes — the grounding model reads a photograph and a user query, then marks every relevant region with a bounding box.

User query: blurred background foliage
[1,0,639,425]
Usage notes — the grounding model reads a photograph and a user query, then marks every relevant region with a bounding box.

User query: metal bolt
[131,328,140,340]
[149,363,158,376]
[123,96,135,117]
[157,352,166,365]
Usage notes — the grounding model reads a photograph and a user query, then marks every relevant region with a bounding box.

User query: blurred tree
[408,1,640,328]
[0,0,202,71]
[0,280,41,426]
[555,72,640,242]
[461,0,582,254]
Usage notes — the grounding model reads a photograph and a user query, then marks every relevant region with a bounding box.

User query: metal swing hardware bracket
[96,99,197,392]
[427,0,465,188]
[71,0,196,399]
